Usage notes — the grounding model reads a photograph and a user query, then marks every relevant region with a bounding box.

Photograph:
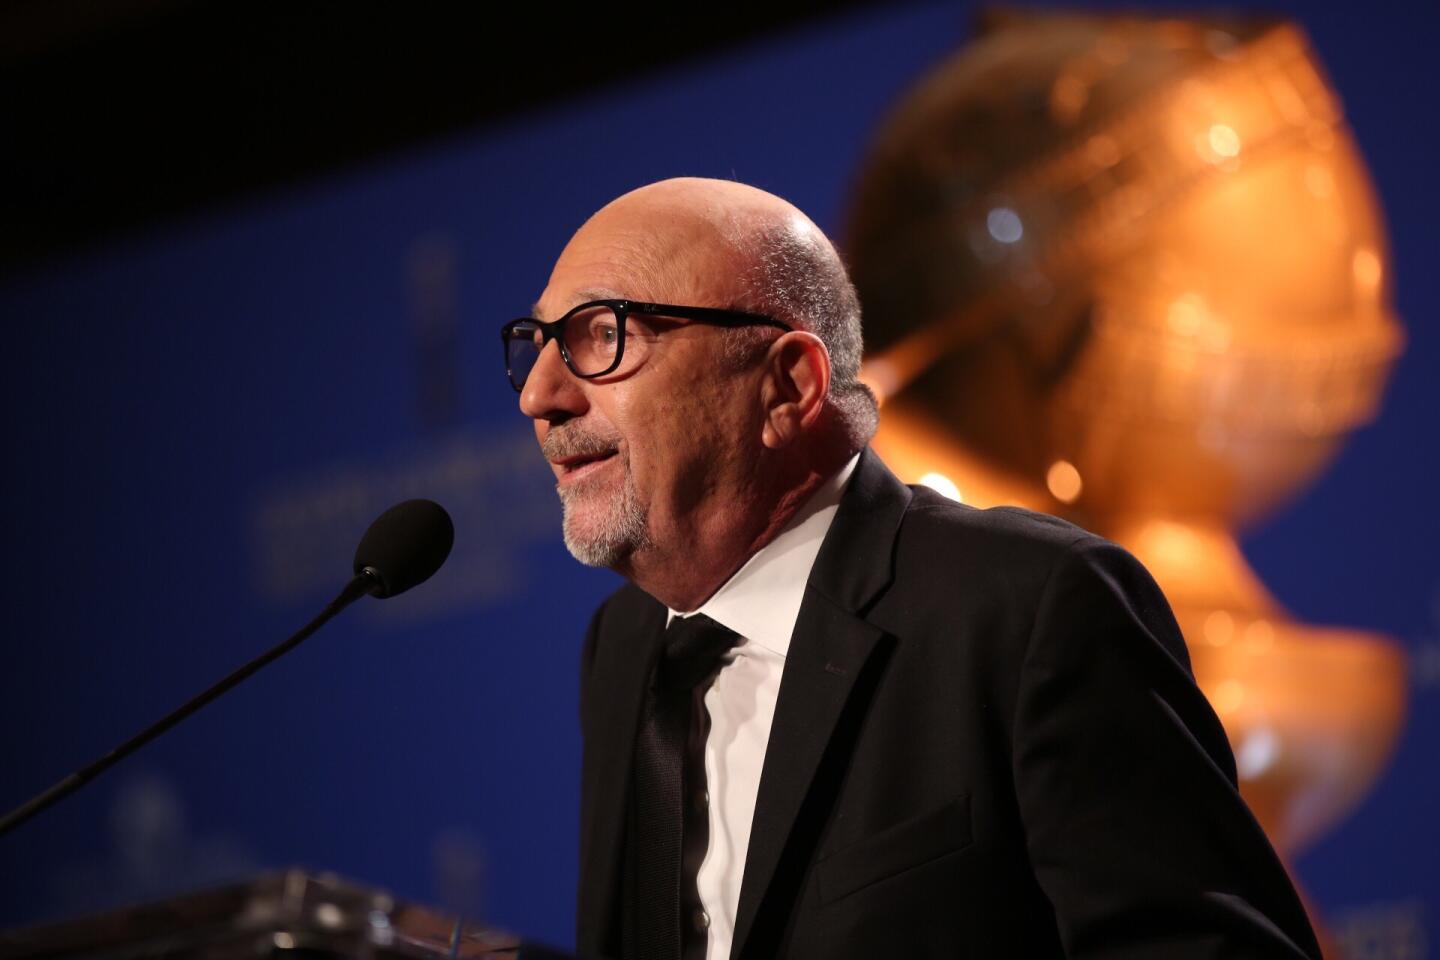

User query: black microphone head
[353,499,454,598]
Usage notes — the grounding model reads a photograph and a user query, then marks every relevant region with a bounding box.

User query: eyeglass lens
[508,304,652,389]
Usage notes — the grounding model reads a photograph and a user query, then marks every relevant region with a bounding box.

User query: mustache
[542,422,622,461]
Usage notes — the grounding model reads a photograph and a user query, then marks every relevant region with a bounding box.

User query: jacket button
[693,908,710,932]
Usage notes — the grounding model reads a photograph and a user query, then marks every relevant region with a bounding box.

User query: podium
[0,869,570,959]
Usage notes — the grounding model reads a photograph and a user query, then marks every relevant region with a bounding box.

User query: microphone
[354,498,454,598]
[0,499,454,838]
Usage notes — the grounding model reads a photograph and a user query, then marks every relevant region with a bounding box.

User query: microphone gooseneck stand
[0,572,377,838]
[0,496,455,840]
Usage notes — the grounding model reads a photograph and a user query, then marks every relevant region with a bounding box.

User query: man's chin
[559,502,648,569]
[562,522,638,568]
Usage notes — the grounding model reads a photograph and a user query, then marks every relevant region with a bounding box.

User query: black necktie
[626,613,740,960]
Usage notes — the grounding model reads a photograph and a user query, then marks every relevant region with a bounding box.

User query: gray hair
[729,223,879,451]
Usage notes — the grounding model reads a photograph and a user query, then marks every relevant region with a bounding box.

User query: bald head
[563,179,826,304]
[587,177,822,247]
[558,178,878,447]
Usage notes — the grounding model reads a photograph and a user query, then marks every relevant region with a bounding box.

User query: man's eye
[595,323,619,345]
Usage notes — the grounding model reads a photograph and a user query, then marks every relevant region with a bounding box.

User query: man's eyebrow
[531,289,625,321]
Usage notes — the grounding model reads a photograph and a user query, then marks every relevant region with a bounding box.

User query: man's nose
[519,339,587,421]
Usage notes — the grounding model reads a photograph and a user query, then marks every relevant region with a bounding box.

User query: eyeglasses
[501,299,791,392]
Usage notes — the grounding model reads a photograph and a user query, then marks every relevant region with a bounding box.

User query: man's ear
[760,331,831,449]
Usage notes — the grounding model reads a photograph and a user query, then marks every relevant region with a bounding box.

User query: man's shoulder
[884,486,1183,659]
[896,484,1101,569]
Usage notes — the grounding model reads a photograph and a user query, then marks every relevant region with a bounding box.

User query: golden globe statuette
[847,8,1407,903]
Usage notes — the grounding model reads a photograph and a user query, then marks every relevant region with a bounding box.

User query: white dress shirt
[667,454,859,960]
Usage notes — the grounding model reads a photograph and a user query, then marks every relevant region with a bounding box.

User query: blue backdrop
[2,2,1436,954]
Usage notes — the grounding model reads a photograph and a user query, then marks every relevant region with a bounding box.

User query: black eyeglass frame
[500,298,792,392]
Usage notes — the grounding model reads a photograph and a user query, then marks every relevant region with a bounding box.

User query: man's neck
[617,456,843,613]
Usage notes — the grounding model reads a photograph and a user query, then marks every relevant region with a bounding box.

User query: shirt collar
[669,453,860,658]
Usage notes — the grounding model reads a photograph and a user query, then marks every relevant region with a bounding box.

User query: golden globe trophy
[847,9,1407,936]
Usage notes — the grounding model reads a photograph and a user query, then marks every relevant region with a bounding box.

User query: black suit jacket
[576,450,1321,959]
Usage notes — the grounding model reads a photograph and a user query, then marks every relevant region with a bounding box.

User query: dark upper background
[1,1,1437,955]
[0,1,882,276]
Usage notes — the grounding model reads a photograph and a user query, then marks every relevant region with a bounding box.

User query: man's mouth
[553,450,619,485]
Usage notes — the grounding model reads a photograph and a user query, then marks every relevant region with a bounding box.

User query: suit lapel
[730,449,913,957]
[577,588,667,955]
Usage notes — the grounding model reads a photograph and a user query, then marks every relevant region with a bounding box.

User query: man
[507,178,1321,960]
